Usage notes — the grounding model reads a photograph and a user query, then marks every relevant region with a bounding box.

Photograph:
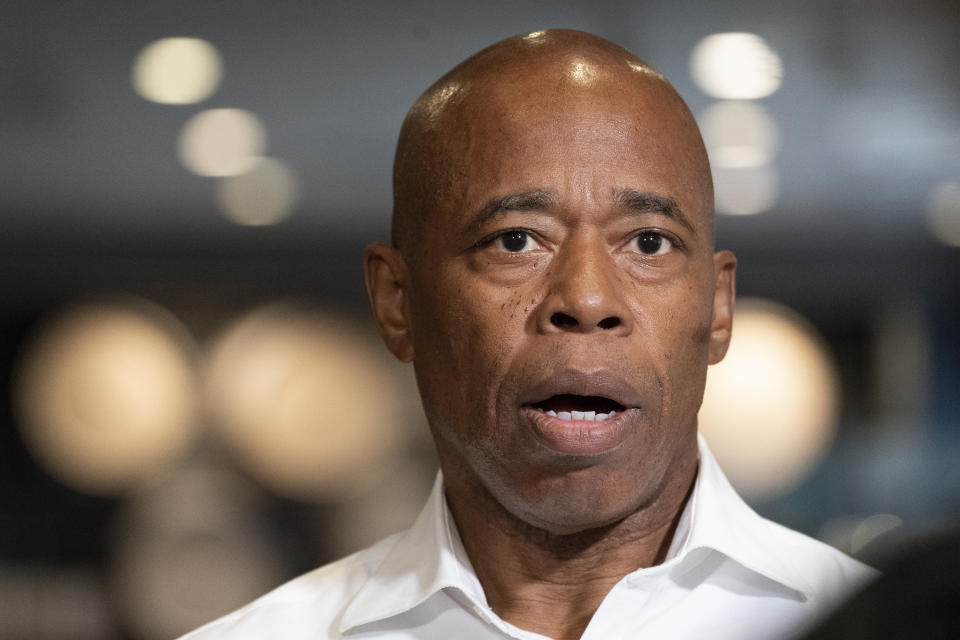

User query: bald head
[391,29,712,259]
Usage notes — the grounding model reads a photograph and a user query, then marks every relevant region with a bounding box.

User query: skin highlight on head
[365,29,736,640]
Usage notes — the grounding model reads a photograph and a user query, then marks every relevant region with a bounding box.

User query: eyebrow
[465,187,696,236]
[613,188,696,235]
[467,189,557,230]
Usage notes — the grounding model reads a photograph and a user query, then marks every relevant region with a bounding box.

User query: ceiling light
[691,32,783,100]
[132,37,222,105]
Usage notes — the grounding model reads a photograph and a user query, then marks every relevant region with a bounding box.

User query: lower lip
[523,407,633,456]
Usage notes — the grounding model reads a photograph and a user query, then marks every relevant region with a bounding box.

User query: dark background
[2,1,958,638]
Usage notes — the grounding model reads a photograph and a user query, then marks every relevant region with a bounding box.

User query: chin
[502,468,651,536]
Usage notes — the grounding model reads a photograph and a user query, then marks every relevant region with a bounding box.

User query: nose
[536,236,633,336]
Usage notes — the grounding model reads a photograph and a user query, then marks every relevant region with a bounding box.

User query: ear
[708,250,737,365]
[363,243,415,362]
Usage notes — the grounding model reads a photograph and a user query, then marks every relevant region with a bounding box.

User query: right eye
[495,230,531,252]
[474,228,546,256]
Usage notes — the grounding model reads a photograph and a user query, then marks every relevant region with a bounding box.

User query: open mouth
[529,394,625,422]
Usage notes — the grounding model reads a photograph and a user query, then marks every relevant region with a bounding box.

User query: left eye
[632,231,673,256]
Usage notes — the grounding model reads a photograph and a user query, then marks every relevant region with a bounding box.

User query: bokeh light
[926,179,960,247]
[205,304,404,501]
[851,513,904,554]
[713,163,779,215]
[14,300,199,495]
[699,100,780,168]
[111,465,285,640]
[132,37,222,105]
[177,108,266,177]
[690,32,783,99]
[0,565,114,639]
[819,513,906,557]
[324,461,435,560]
[699,299,840,500]
[215,157,299,226]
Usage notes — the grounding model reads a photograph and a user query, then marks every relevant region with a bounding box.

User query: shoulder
[752,514,880,602]
[177,533,401,640]
[692,436,879,604]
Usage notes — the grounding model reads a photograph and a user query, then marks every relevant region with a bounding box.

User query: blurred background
[2,1,959,638]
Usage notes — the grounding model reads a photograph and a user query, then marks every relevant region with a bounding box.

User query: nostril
[550,312,578,329]
[597,317,620,330]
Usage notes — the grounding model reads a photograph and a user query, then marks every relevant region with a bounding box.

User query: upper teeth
[542,409,615,421]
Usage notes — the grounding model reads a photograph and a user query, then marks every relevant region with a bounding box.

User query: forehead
[434,60,712,226]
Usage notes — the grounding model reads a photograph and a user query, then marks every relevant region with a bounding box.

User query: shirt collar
[676,433,814,598]
[341,434,811,632]
[339,473,485,632]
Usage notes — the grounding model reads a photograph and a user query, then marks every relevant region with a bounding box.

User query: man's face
[385,62,734,535]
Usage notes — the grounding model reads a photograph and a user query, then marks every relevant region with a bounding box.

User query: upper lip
[520,369,644,409]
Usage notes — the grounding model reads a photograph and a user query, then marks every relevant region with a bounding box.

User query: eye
[632,231,673,256]
[474,228,544,256]
[493,229,533,252]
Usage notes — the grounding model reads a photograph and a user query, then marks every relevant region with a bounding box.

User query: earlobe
[363,243,415,362]
[708,250,737,365]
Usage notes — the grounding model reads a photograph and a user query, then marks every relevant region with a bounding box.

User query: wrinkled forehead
[433,57,711,211]
[392,35,716,257]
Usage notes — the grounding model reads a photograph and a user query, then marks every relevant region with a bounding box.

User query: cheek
[660,302,713,363]
[665,321,712,405]
[410,272,524,422]
[639,281,715,412]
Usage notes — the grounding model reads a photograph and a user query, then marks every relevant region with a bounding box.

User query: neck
[444,461,697,640]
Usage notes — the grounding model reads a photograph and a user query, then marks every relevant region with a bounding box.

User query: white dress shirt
[180,435,877,640]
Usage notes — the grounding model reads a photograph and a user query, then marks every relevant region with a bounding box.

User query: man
[182,29,875,640]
